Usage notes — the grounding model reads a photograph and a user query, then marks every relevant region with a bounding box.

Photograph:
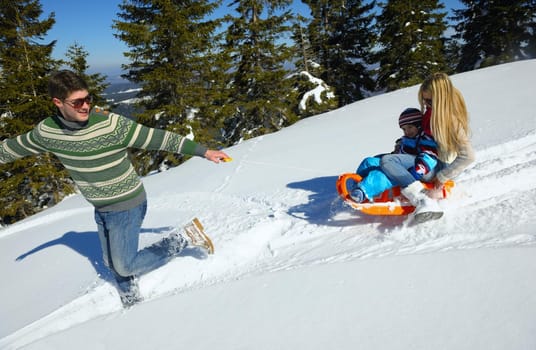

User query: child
[350,108,439,202]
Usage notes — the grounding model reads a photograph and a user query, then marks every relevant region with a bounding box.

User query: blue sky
[40,0,128,74]
[40,0,461,76]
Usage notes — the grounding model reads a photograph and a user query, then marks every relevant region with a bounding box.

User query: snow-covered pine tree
[302,0,376,105]
[375,0,449,91]
[289,14,338,118]
[221,0,298,144]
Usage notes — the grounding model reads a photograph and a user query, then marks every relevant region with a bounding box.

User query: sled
[336,173,455,216]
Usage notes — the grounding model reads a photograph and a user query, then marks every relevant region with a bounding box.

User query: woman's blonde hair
[418,72,470,161]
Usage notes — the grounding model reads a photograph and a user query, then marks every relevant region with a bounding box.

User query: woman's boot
[401,181,443,223]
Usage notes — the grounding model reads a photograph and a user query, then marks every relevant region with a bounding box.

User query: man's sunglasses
[63,95,93,109]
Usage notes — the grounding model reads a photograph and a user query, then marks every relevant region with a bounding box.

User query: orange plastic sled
[336,173,455,216]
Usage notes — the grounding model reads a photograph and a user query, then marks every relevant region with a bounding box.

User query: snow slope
[1,60,536,349]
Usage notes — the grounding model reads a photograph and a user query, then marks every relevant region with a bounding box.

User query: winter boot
[146,232,188,257]
[401,181,443,223]
[350,187,365,203]
[162,233,188,256]
[116,275,142,308]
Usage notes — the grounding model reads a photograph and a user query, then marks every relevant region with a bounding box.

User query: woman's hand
[204,149,231,163]
[432,177,444,189]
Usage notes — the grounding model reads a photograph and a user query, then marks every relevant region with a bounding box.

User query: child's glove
[409,163,427,180]
[410,155,437,180]
[408,158,430,180]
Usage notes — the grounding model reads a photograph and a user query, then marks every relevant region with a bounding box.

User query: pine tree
[291,14,314,74]
[303,0,376,105]
[527,0,536,59]
[63,43,109,106]
[452,0,536,72]
[113,0,224,175]
[443,34,463,73]
[0,0,75,225]
[221,0,299,144]
[375,0,449,91]
[289,15,338,117]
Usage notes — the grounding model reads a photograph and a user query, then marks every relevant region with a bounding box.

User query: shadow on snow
[15,226,206,283]
[286,175,407,229]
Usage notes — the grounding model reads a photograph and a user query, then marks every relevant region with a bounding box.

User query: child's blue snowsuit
[355,156,393,200]
[355,133,439,200]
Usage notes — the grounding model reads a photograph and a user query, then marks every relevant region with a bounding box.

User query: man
[0,70,230,306]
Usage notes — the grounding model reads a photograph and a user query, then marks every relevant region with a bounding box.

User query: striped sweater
[0,108,207,211]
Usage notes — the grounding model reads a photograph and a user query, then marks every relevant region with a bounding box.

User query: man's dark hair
[48,70,89,100]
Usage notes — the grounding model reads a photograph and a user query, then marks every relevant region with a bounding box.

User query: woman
[380,72,476,223]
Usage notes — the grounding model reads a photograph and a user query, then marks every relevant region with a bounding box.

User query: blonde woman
[381,73,475,223]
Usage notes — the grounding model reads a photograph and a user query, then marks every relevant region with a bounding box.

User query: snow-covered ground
[1,60,536,349]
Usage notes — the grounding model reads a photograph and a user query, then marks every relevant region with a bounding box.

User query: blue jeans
[380,154,437,188]
[94,201,172,278]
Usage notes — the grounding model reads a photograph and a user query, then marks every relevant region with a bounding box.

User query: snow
[297,71,335,110]
[1,60,536,349]
[102,87,142,96]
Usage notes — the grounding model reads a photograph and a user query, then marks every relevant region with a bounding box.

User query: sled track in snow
[260,130,536,271]
[450,130,536,215]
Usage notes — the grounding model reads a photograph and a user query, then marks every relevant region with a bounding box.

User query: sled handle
[336,173,363,201]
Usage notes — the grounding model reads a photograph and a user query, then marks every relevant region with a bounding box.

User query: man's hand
[204,149,231,163]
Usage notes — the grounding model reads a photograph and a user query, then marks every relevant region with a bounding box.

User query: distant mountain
[102,82,142,117]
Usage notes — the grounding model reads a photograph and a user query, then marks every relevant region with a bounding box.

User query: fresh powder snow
[1,60,535,350]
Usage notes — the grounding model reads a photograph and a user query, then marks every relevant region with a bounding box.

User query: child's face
[401,124,419,138]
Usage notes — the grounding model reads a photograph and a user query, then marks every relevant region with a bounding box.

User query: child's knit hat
[398,108,422,128]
